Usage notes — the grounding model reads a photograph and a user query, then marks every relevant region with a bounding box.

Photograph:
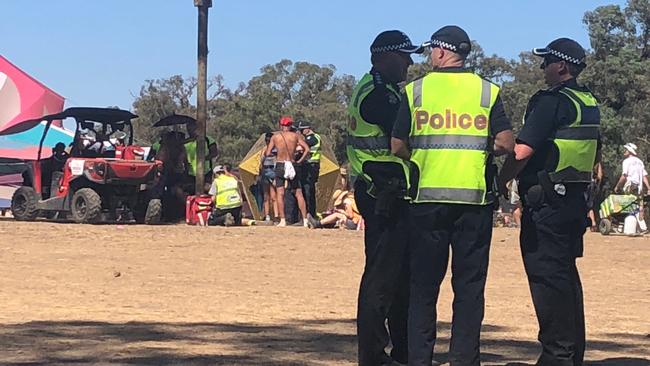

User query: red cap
[279,115,293,126]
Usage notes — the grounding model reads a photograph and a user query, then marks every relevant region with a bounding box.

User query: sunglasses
[540,56,564,69]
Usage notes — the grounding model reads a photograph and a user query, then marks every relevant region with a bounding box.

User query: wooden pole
[194,0,211,194]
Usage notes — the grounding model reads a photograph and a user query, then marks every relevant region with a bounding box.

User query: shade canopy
[0,55,65,135]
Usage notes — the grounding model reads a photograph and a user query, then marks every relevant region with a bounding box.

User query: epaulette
[370,70,385,88]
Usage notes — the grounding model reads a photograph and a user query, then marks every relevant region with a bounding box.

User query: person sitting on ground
[307,189,361,230]
[208,165,243,226]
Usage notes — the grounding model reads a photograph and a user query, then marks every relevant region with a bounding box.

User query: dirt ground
[0,219,648,366]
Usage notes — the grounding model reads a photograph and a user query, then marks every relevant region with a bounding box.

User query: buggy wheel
[11,186,39,221]
[599,218,612,236]
[144,199,162,225]
[71,188,102,223]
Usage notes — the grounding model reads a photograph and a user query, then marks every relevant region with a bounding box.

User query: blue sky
[1,0,626,110]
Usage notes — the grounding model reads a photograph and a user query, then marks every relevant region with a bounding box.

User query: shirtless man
[265,116,310,227]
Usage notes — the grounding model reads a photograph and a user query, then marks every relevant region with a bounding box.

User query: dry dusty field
[0,219,648,366]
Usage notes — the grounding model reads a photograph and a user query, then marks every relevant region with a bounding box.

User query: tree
[133,61,356,165]
[130,0,650,184]
[582,1,650,178]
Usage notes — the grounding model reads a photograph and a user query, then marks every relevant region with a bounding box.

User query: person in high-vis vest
[349,30,423,366]
[391,26,514,366]
[297,121,321,218]
[208,164,243,226]
[185,119,219,193]
[498,38,600,366]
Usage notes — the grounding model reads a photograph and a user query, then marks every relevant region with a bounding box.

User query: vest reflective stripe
[406,72,498,205]
[418,187,485,203]
[347,135,391,150]
[553,125,599,140]
[409,134,488,151]
[480,79,492,108]
[308,133,321,163]
[347,73,402,179]
[413,78,423,108]
[412,77,494,109]
[548,87,600,183]
[213,175,242,209]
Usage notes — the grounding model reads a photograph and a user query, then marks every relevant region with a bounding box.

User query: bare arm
[391,137,410,160]
[497,143,534,198]
[493,130,515,157]
[296,138,310,164]
[595,162,603,183]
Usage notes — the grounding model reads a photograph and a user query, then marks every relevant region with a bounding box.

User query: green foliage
[581,1,650,181]
[133,61,354,164]
[131,1,650,186]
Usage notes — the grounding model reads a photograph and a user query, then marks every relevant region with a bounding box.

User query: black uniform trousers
[355,180,410,365]
[303,162,320,217]
[208,206,242,226]
[408,203,493,366]
[520,193,587,366]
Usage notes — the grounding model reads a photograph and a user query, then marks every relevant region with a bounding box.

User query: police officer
[391,25,514,366]
[498,38,600,366]
[348,30,423,366]
[297,121,321,217]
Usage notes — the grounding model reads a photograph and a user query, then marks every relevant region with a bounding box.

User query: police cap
[533,38,586,66]
[370,30,424,54]
[423,25,471,55]
[296,120,311,131]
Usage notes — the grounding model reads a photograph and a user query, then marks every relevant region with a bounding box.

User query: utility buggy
[11,108,163,224]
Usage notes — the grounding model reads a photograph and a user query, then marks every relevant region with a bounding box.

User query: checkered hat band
[371,41,413,53]
[549,49,582,64]
[431,39,457,52]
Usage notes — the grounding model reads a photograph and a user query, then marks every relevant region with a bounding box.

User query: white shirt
[622,156,647,193]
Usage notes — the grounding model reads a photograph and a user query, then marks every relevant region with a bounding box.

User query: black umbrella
[153,114,196,127]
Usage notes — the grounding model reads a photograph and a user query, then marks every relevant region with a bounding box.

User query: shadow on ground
[0,320,647,365]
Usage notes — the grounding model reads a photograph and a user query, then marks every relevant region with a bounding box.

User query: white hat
[624,143,638,156]
[213,165,225,173]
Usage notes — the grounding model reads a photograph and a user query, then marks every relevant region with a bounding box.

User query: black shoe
[307,214,320,228]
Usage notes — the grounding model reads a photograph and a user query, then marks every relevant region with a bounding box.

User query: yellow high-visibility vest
[213,174,242,209]
[347,73,411,192]
[405,71,499,205]
[547,87,600,183]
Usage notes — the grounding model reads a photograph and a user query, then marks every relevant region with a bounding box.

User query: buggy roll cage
[13,107,139,161]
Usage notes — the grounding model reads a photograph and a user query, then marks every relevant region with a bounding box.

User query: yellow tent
[238,133,340,220]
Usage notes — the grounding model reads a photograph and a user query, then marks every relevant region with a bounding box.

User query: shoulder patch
[387,92,399,105]
[371,71,385,87]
